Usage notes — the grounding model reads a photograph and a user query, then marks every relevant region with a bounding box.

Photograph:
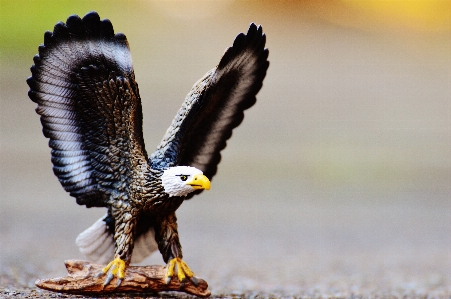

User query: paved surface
[1,171,450,298]
[1,1,450,298]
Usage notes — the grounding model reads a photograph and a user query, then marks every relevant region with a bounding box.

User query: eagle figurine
[27,11,268,287]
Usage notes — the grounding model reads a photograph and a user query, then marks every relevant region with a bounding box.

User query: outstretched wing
[150,23,269,183]
[27,12,148,207]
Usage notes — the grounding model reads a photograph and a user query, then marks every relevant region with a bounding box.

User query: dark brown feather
[27,12,147,207]
[150,23,269,185]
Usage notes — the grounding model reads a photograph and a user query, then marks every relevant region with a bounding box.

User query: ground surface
[1,186,450,298]
[1,1,451,298]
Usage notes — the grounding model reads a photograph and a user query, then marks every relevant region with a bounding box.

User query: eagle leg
[155,213,199,286]
[94,210,136,287]
[95,256,127,287]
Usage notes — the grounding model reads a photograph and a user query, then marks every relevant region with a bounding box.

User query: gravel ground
[1,181,450,298]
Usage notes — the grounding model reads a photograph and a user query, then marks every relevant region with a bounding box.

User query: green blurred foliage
[0,0,137,58]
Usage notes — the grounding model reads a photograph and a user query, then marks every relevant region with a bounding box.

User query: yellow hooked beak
[186,174,211,190]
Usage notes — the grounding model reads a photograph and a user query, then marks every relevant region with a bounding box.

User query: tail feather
[76,214,114,264]
[75,214,158,264]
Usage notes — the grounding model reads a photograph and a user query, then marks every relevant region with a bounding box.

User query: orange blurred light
[342,0,451,32]
[144,0,234,20]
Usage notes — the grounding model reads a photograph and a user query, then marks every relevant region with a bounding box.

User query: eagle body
[27,11,268,285]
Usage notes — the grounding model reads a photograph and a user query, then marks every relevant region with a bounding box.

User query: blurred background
[1,0,450,297]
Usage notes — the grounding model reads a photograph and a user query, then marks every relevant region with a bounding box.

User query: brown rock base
[35,260,211,297]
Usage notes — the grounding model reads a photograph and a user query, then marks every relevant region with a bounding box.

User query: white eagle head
[161,166,211,197]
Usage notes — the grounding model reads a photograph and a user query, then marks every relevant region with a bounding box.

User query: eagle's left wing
[150,23,269,185]
[27,12,148,208]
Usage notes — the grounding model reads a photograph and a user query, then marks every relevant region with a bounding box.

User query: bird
[27,11,269,287]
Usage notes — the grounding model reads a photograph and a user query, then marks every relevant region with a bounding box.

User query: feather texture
[28,12,269,266]
[27,12,148,207]
[150,23,269,188]
[76,214,158,264]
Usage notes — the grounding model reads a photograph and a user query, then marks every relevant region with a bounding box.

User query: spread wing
[150,23,269,185]
[27,12,148,208]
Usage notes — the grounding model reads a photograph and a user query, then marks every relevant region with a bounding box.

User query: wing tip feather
[34,11,125,63]
[218,22,268,70]
[81,11,101,27]
[153,23,268,180]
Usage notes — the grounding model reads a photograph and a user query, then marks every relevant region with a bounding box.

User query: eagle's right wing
[150,23,269,185]
[27,12,148,207]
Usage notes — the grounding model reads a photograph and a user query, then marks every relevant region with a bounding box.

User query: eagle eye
[179,175,188,181]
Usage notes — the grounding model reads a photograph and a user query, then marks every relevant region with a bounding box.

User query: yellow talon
[99,257,127,286]
[166,258,176,278]
[165,257,195,285]
[117,259,126,279]
[177,266,186,282]
[180,260,194,277]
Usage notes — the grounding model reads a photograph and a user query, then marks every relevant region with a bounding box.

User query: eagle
[27,11,268,287]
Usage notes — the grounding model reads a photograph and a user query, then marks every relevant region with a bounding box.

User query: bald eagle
[27,11,268,286]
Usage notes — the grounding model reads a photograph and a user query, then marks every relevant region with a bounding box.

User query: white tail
[76,214,158,264]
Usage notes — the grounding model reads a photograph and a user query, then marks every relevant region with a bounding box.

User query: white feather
[76,214,115,264]
[161,166,203,197]
[76,214,158,264]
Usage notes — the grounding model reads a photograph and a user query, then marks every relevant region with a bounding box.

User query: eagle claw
[191,276,199,286]
[165,257,197,287]
[96,257,126,287]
